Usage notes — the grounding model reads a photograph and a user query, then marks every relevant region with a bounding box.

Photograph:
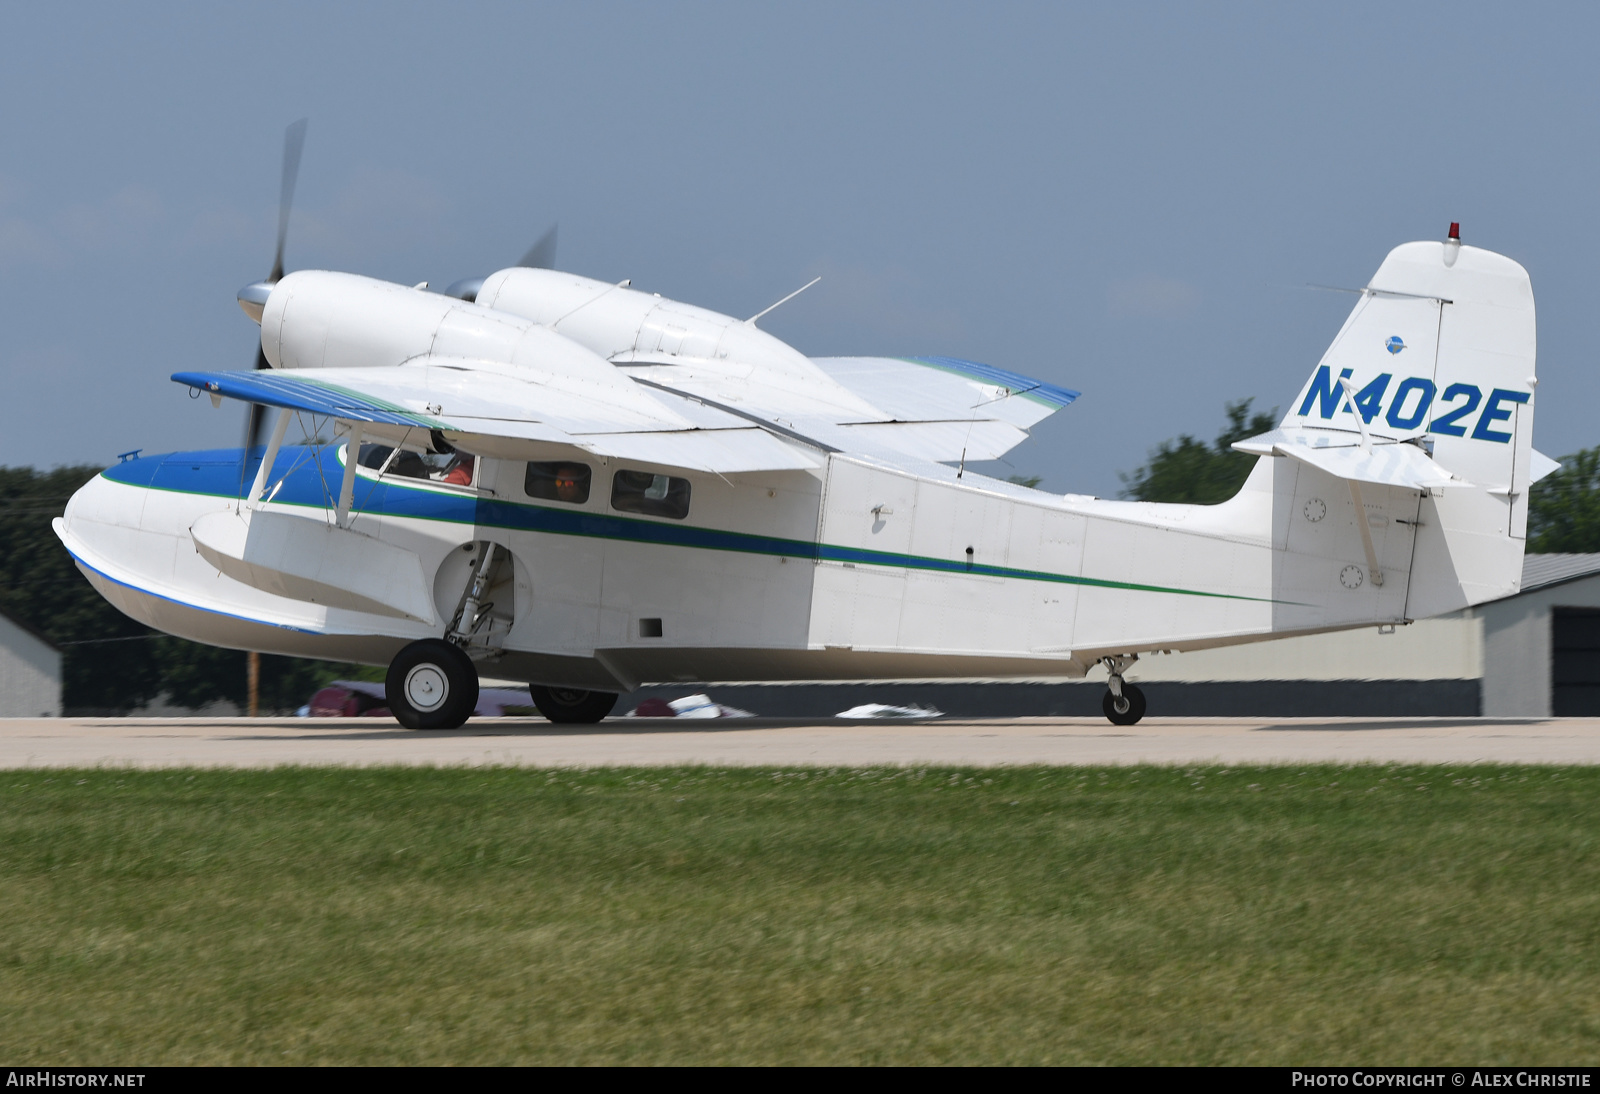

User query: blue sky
[2,2,1596,494]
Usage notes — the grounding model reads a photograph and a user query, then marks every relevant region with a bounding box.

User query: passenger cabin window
[525,461,592,505]
[357,444,477,487]
[611,469,691,520]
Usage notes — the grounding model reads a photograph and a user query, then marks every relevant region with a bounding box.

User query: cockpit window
[357,443,394,469]
[357,444,475,486]
[526,461,592,504]
[611,469,691,519]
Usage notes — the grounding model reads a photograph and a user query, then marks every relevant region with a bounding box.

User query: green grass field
[1,764,1597,1064]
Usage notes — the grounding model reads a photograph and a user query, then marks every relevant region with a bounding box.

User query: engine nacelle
[476,267,864,404]
[261,271,457,370]
[258,267,878,419]
[476,267,727,360]
[259,270,613,382]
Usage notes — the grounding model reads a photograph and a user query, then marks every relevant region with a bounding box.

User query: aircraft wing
[811,356,1080,429]
[615,354,1079,463]
[467,268,1079,462]
[173,363,820,473]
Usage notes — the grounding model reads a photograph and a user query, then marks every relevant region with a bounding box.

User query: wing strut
[335,422,364,528]
[1348,479,1384,587]
[245,409,291,511]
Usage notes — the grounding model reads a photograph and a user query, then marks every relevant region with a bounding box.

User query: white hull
[56,440,1470,693]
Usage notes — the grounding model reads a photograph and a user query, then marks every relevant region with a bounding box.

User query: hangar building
[0,608,61,717]
[1479,553,1600,716]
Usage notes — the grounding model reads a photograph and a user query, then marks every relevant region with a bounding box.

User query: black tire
[528,685,618,724]
[1102,683,1147,726]
[385,639,479,729]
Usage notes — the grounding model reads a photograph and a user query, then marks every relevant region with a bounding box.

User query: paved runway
[3,715,1600,768]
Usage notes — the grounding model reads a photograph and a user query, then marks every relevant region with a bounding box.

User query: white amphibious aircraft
[51,137,1553,728]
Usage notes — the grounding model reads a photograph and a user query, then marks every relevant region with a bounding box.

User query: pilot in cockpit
[553,465,586,502]
[357,444,434,481]
[439,454,475,485]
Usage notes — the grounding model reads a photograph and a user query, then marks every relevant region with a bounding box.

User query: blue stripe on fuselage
[103,445,816,558]
[97,447,1280,603]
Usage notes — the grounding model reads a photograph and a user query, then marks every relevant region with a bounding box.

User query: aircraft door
[818,460,918,556]
[811,460,918,650]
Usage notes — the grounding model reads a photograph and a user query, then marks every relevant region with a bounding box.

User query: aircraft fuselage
[56,438,1427,693]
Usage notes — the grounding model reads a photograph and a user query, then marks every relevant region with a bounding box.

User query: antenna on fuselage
[746,276,821,326]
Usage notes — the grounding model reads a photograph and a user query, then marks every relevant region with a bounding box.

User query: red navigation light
[1448,222,1461,240]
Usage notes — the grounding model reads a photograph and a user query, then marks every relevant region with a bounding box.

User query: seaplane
[54,124,1554,727]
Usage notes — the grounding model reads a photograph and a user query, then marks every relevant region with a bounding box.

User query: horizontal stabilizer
[1232,426,1389,455]
[1235,427,1468,490]
[1280,443,1469,490]
[1531,449,1561,485]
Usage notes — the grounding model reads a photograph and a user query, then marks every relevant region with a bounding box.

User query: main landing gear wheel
[528,686,618,724]
[1103,683,1146,726]
[386,639,479,729]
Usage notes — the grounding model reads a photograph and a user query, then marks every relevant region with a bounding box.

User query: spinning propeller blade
[517,223,558,269]
[241,119,308,451]
[235,119,308,713]
[445,222,559,301]
[267,118,307,285]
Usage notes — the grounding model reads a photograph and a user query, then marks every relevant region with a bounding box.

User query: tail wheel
[528,685,618,724]
[386,639,479,729]
[1102,683,1147,726]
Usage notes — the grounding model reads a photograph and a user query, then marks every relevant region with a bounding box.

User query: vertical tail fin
[1282,236,1538,613]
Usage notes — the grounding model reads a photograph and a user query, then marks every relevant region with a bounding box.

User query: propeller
[443,222,558,302]
[518,223,558,271]
[233,119,308,720]
[267,118,307,284]
[238,118,308,452]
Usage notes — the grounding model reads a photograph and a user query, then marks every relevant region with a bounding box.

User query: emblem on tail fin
[1385,336,1405,354]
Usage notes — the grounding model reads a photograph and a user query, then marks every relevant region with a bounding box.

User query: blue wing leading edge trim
[900,356,1080,409]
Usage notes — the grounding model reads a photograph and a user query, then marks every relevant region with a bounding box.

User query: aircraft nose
[60,452,172,542]
[53,471,136,574]
[60,470,132,534]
